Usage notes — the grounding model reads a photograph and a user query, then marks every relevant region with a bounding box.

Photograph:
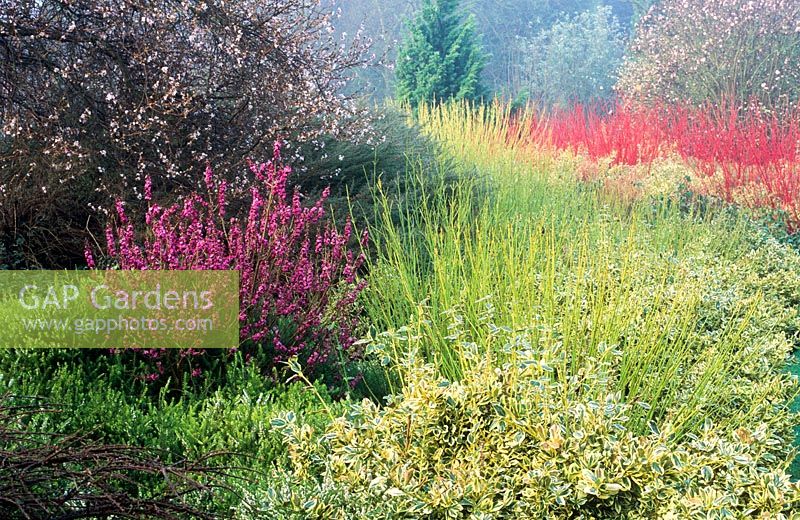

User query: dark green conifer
[396,0,487,106]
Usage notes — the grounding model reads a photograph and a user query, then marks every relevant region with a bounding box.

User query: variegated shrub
[242,324,799,519]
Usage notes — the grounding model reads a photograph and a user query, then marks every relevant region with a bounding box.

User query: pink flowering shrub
[87,142,368,384]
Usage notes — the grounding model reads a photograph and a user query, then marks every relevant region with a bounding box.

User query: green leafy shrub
[243,327,800,519]
[360,101,800,482]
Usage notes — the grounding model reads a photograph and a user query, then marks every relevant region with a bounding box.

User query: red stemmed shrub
[87,142,368,383]
[522,99,800,230]
[544,101,666,166]
[668,102,800,227]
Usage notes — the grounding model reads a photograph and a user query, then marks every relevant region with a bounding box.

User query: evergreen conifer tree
[396,0,487,106]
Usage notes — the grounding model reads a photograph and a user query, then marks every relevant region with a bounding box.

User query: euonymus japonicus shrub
[240,322,800,519]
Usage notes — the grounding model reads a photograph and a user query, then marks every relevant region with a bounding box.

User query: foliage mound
[363,100,800,490]
[544,101,800,229]
[291,107,450,227]
[416,100,800,231]
[245,326,800,519]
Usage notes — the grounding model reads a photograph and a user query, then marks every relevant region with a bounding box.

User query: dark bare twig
[0,394,241,520]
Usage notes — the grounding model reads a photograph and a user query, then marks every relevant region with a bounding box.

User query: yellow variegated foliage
[244,328,799,519]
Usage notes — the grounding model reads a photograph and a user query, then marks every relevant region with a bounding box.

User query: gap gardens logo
[0,271,239,349]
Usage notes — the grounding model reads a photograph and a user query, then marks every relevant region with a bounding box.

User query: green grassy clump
[360,103,799,437]
[292,106,450,229]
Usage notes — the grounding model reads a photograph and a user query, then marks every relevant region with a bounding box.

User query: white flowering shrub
[616,0,800,108]
[0,0,370,266]
[517,6,626,107]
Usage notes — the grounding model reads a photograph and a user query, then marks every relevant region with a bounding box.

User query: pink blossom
[89,141,368,380]
[144,175,152,201]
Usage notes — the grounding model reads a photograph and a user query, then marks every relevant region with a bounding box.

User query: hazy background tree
[332,0,639,99]
[395,0,487,106]
[518,5,625,107]
[472,0,603,95]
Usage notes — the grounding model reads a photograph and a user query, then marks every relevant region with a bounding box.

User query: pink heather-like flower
[217,180,227,218]
[89,141,368,380]
[84,241,96,269]
[105,225,116,257]
[144,175,152,201]
[204,163,214,191]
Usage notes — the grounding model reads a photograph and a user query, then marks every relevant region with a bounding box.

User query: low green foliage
[0,349,340,511]
[229,102,800,517]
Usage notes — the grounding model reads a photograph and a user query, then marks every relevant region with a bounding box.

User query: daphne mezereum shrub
[87,142,368,383]
[616,0,800,109]
[243,326,800,519]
